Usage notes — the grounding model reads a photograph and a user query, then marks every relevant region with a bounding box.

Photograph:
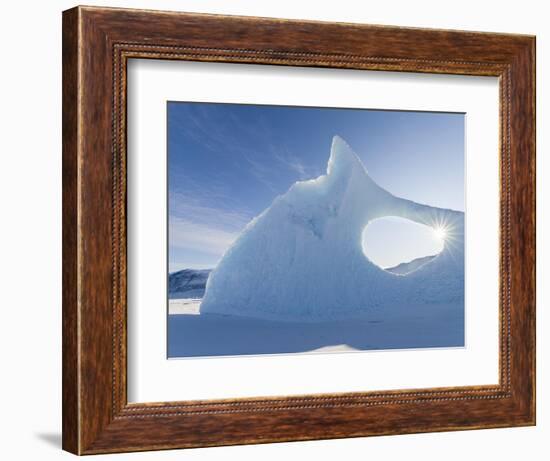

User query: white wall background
[0,1,545,459]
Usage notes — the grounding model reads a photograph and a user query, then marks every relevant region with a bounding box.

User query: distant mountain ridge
[169,269,211,299]
[384,254,438,275]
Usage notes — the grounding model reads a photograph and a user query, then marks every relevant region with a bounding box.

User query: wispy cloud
[239,151,280,192]
[170,104,320,188]
[169,192,252,260]
[169,216,240,257]
[170,192,252,232]
[269,143,320,181]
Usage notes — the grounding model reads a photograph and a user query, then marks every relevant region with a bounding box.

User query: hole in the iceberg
[361,216,444,275]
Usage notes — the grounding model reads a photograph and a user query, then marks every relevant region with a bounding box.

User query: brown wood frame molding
[62,5,535,455]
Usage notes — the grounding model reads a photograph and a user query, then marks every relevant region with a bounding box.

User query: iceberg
[200,136,464,321]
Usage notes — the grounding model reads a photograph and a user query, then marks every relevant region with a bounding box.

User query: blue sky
[168,102,464,271]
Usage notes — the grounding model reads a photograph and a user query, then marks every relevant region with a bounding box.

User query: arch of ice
[200,136,464,321]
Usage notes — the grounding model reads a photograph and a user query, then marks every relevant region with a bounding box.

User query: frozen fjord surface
[168,301,463,357]
[200,136,464,321]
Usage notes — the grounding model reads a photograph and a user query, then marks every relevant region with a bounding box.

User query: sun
[433,226,447,241]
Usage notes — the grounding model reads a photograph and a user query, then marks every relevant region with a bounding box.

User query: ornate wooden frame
[62,5,536,455]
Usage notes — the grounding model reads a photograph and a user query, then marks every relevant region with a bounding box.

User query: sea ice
[200,136,464,321]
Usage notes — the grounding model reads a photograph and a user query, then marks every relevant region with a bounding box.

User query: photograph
[167,102,465,358]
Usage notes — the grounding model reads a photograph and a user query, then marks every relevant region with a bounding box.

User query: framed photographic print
[62,6,535,455]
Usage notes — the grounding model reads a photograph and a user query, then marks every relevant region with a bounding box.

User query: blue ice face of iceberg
[200,136,464,321]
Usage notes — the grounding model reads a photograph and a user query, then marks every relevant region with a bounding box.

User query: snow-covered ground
[169,298,201,315]
[168,299,463,358]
